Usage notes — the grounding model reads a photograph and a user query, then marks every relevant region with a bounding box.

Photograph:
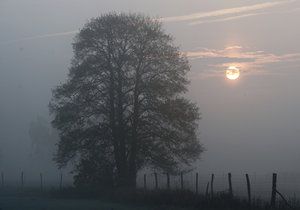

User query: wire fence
[0,171,74,192]
[1,170,300,203]
[136,172,300,201]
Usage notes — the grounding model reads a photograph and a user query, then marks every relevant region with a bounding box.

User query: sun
[226,66,240,80]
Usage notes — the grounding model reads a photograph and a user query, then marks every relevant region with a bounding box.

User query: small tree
[29,116,58,158]
[49,13,203,188]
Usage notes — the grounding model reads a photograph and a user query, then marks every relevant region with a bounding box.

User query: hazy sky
[1,0,300,175]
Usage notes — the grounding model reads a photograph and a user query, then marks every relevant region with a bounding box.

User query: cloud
[185,46,300,77]
[0,30,78,46]
[161,0,296,25]
[225,46,243,50]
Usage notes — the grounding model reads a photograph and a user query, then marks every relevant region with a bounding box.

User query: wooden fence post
[1,172,4,187]
[59,173,63,191]
[180,172,184,190]
[210,174,214,198]
[228,173,233,198]
[143,174,147,190]
[40,173,43,192]
[196,173,199,194]
[246,174,251,205]
[205,182,210,197]
[166,173,170,190]
[270,173,277,207]
[154,172,158,190]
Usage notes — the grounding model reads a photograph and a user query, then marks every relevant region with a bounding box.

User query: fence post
[166,173,170,190]
[228,173,233,198]
[1,172,4,187]
[59,172,63,191]
[40,173,43,192]
[196,173,199,194]
[246,174,251,205]
[143,174,147,190]
[210,174,214,199]
[270,173,277,207]
[154,172,158,190]
[205,182,210,197]
[180,172,184,190]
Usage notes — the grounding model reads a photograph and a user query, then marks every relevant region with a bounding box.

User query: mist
[1,2,300,209]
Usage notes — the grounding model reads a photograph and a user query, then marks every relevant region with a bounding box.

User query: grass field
[0,188,296,210]
[0,194,200,210]
[0,195,155,210]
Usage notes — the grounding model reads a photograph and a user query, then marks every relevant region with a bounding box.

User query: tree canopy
[49,13,203,188]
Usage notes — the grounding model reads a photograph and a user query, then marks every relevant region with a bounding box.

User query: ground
[0,195,195,210]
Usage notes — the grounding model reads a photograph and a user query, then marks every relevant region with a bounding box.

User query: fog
[1,0,300,187]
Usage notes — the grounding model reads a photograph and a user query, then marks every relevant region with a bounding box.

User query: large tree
[49,13,203,188]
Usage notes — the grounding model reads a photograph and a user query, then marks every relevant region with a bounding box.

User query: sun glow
[226,66,240,80]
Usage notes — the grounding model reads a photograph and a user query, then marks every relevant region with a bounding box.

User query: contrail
[0,30,78,46]
[189,13,265,25]
[161,0,295,22]
[188,7,300,26]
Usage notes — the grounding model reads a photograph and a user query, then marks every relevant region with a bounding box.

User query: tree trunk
[127,59,142,189]
[107,53,126,188]
[116,63,129,187]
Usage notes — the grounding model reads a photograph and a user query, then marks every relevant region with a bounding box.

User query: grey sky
[1,0,300,176]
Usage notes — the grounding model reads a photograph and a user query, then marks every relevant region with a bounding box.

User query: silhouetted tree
[49,13,203,188]
[29,116,58,158]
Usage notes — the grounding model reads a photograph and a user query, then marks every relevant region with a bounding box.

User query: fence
[1,170,300,206]
[0,171,73,192]
[137,172,300,206]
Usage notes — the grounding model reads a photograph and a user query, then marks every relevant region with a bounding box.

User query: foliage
[49,13,203,188]
[73,145,114,189]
